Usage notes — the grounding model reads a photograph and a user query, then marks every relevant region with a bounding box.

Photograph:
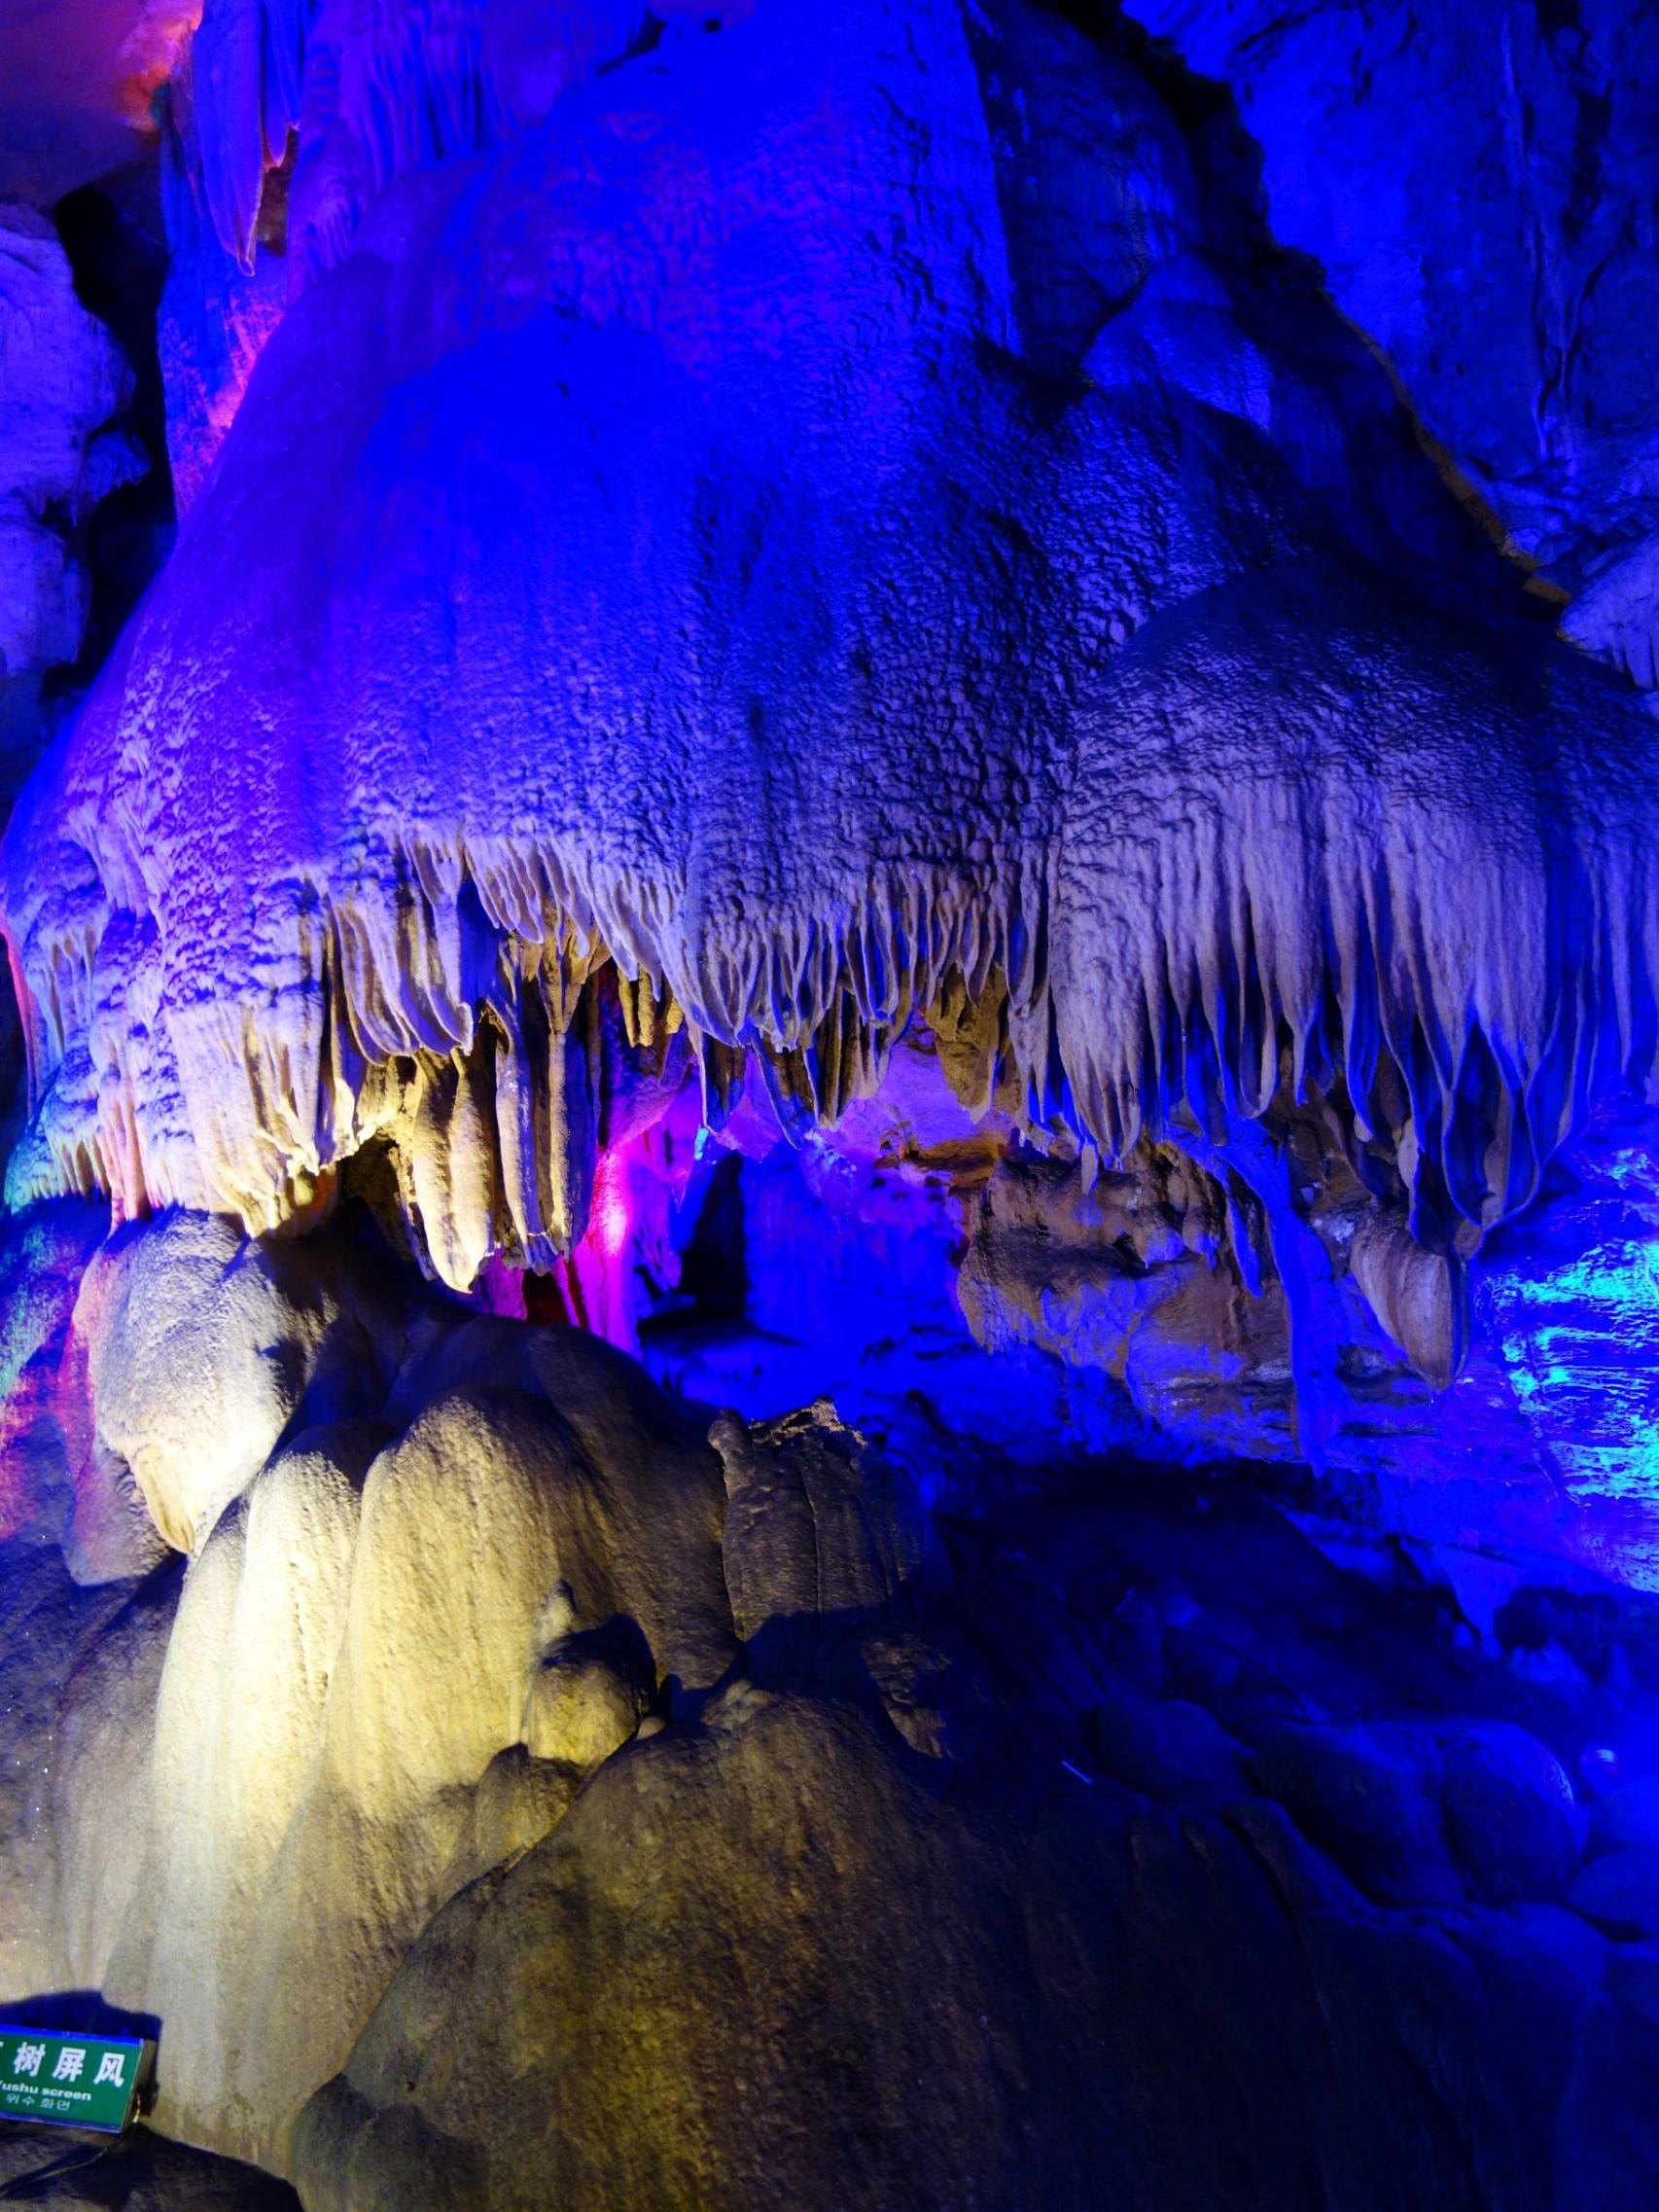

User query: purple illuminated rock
[0,205,140,685]
[4,0,1654,1361]
[0,0,189,204]
[1127,0,1659,690]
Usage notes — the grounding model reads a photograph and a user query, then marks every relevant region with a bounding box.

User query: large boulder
[0,1209,736,2171]
[76,1208,405,1554]
[294,1691,1126,2212]
[293,1686,1628,2212]
[95,1368,732,2168]
[1251,1717,1581,1909]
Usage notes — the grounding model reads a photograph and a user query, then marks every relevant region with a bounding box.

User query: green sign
[0,2025,149,2133]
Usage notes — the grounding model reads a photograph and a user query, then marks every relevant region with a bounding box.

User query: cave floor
[0,2121,298,2207]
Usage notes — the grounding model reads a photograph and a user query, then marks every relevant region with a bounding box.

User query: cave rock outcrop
[6,0,1657,1373]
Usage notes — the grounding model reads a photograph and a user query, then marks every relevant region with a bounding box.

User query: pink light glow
[592,1160,632,1262]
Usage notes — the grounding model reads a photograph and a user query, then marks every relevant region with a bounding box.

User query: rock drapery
[0,0,1658,2206]
[6,0,1657,1367]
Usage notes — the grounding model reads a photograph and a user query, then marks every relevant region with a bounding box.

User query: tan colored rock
[521,1623,653,1772]
[1,1219,735,2175]
[78,1210,403,1553]
[294,1690,1121,2212]
[1349,1203,1465,1390]
[711,1399,928,1654]
[93,1373,731,2171]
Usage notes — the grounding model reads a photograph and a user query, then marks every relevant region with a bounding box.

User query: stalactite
[7,0,1657,1310]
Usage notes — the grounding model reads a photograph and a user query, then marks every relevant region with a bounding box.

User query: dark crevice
[50,164,177,688]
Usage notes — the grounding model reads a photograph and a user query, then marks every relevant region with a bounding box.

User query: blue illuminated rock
[1126,0,1659,585]
[1439,1722,1582,1905]
[0,204,141,698]
[0,2,1655,2201]
[1593,1776,1659,1856]
[1250,1720,1465,1906]
[5,0,1655,1384]
[1571,1845,1659,1941]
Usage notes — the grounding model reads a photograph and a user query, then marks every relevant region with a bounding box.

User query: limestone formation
[4,1232,732,2170]
[0,2,1657,2206]
[0,2123,299,2208]
[6,0,1655,1366]
[0,1195,1651,2203]
[1127,2,1659,583]
[0,204,141,710]
[285,1434,1659,2212]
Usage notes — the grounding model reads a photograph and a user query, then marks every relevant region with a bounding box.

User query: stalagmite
[5,2,1659,2205]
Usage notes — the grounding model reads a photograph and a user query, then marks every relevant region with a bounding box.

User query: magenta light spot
[594,1163,631,1262]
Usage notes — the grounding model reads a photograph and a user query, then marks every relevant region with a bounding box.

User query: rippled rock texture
[0,1,1657,2206]
[0,204,142,739]
[0,1202,1654,2208]
[5,0,1654,1335]
[1130,0,1659,686]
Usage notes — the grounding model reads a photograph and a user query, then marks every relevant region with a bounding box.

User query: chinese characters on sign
[0,2027,149,2132]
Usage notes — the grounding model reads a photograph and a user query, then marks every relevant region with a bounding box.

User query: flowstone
[0,2,1658,2204]
[7,0,1656,1352]
[0,1205,1650,2204]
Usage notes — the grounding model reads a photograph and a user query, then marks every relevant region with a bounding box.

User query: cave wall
[0,3,1656,2207]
